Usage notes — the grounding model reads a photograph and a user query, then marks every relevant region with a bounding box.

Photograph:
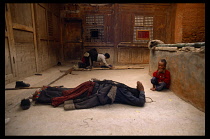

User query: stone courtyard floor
[5,62,205,135]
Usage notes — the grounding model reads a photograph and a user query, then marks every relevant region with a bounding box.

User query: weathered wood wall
[5,3,37,84]
[60,3,174,65]
[5,3,61,84]
[34,3,61,71]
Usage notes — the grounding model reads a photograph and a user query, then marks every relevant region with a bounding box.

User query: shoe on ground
[15,81,30,88]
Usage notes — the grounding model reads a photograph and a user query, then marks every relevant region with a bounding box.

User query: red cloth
[153,69,170,88]
[81,56,86,63]
[51,81,95,107]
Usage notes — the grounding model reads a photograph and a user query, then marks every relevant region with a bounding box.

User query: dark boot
[15,81,30,88]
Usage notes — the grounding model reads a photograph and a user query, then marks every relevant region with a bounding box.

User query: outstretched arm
[101,57,110,67]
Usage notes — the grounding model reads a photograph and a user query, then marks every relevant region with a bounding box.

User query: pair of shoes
[64,103,75,110]
[15,81,30,88]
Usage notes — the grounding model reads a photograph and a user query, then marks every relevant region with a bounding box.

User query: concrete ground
[5,62,205,136]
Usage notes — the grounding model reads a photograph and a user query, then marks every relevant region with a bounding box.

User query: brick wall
[182,3,205,42]
[174,3,205,43]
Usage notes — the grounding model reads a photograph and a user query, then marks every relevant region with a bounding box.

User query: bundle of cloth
[148,40,164,50]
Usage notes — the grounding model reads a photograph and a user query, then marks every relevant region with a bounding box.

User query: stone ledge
[155,47,177,52]
[154,42,205,53]
[154,46,205,53]
[157,42,205,48]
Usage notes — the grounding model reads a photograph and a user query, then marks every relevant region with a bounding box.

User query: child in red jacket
[150,59,170,91]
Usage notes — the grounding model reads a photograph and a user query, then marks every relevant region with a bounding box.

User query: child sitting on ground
[150,59,170,91]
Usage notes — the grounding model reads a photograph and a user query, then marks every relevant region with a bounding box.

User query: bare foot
[137,81,144,91]
[150,87,156,91]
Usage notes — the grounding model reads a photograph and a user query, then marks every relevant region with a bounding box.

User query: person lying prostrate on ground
[62,79,145,110]
[20,78,146,110]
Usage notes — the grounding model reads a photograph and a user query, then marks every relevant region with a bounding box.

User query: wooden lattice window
[85,15,104,42]
[86,15,104,25]
[133,16,153,43]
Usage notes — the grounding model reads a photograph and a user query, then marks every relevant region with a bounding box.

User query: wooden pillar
[31,3,39,73]
[5,3,17,78]
[113,3,119,65]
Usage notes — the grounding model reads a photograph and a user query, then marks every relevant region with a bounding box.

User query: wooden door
[9,3,37,79]
[63,20,83,60]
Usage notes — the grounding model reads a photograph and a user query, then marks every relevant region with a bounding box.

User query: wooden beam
[5,4,18,78]
[31,3,39,73]
[93,66,144,70]
[12,23,33,32]
[5,85,64,90]
[47,68,73,86]
[73,66,144,71]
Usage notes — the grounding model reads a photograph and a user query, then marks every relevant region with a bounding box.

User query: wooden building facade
[61,3,175,64]
[5,3,205,84]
